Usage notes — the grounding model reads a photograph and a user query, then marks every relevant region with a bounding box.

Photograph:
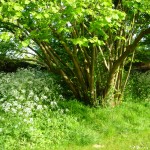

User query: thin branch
[112,27,150,75]
[98,46,109,70]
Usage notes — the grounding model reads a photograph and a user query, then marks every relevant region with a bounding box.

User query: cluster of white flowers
[57,108,69,114]
[28,90,34,99]
[1,102,12,112]
[37,105,43,110]
[0,68,67,121]
[24,107,32,116]
[34,95,40,102]
[41,95,48,100]
[50,101,58,108]
[1,100,48,117]
[23,118,34,124]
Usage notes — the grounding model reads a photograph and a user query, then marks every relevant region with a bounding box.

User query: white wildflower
[18,111,23,115]
[2,102,12,112]
[13,90,19,95]
[29,118,34,123]
[28,90,34,98]
[37,105,43,110]
[26,101,34,109]
[13,101,18,106]
[24,107,32,115]
[23,118,33,124]
[16,96,19,99]
[11,108,17,113]
[17,104,22,109]
[41,95,47,100]
[5,102,12,107]
[50,101,57,108]
[34,95,39,101]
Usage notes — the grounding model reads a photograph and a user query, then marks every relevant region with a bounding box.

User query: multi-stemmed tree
[0,0,150,106]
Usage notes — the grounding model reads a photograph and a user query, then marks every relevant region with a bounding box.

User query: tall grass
[0,68,150,150]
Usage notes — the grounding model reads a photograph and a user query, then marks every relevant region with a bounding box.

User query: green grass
[0,101,149,150]
[0,68,150,150]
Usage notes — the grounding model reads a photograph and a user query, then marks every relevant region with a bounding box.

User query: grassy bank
[0,69,149,150]
[0,101,149,150]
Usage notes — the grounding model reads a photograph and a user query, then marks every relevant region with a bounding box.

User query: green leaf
[105,17,111,22]
[115,36,126,41]
[35,14,43,19]
[24,0,30,4]
[0,6,2,12]
[51,7,58,13]
[21,39,30,47]
[89,37,105,46]
[15,12,22,17]
[97,40,105,46]
[58,27,65,33]
[113,14,119,20]
[0,32,10,41]
[1,0,5,3]
[44,13,49,18]
[71,37,88,47]
[136,0,141,2]
[14,5,24,11]
[89,36,99,43]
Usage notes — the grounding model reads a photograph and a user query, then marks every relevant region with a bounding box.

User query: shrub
[0,68,64,115]
[124,71,150,102]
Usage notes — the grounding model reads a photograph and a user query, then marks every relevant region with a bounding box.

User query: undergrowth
[0,68,149,150]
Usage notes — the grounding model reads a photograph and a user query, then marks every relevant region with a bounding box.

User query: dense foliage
[0,68,149,149]
[0,68,63,110]
[125,71,150,101]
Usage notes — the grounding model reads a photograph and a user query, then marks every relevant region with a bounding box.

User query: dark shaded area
[124,45,150,72]
[131,62,150,72]
[125,62,150,72]
[0,57,46,72]
[113,0,122,8]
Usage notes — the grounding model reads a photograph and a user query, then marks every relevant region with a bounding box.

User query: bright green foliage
[0,0,125,42]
